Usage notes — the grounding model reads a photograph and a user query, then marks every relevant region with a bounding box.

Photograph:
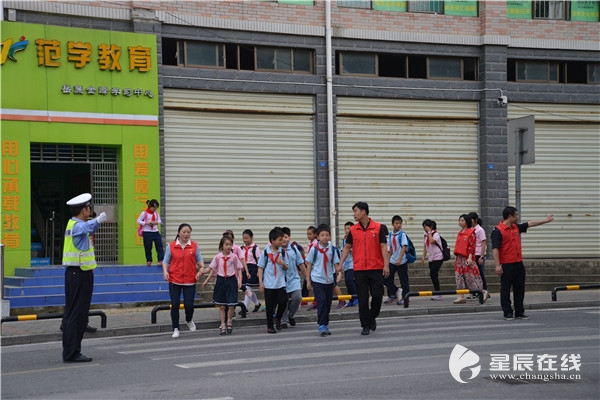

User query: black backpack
[435,234,451,261]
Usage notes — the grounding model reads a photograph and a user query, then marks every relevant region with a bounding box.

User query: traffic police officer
[62,193,106,363]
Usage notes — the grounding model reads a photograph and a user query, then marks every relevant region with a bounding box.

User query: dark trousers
[169,283,196,329]
[313,281,334,326]
[344,269,357,296]
[354,269,384,329]
[383,262,409,298]
[62,267,94,361]
[428,259,444,291]
[476,256,487,290]
[264,287,287,329]
[301,279,309,297]
[143,231,165,263]
[499,261,526,316]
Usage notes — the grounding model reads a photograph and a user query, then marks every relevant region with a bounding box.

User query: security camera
[497,96,507,106]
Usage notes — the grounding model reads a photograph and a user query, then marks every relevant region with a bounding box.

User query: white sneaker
[396,288,403,301]
[186,321,196,332]
[172,328,180,338]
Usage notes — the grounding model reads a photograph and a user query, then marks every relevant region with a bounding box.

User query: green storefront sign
[1,21,159,274]
[445,0,478,16]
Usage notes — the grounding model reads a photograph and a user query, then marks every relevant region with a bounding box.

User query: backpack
[403,232,417,264]
[435,234,451,261]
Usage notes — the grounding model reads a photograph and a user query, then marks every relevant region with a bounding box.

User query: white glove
[95,212,107,224]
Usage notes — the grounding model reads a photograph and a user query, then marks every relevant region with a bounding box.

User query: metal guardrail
[151,302,249,324]
[551,284,600,301]
[301,294,355,303]
[403,289,485,308]
[1,309,107,328]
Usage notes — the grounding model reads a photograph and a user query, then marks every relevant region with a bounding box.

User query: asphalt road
[1,307,598,400]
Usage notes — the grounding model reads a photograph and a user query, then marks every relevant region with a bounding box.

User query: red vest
[454,228,475,257]
[350,219,384,271]
[168,240,198,284]
[496,222,523,264]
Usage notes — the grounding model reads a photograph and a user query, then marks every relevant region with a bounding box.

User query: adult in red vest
[340,202,390,336]
[491,206,554,320]
[162,223,206,338]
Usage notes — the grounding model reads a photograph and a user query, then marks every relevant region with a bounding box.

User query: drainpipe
[325,0,337,242]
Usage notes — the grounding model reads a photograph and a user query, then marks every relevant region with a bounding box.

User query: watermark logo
[449,344,481,383]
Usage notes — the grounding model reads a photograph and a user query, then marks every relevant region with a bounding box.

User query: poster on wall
[571,0,599,21]
[373,1,407,12]
[507,0,532,19]
[444,0,478,16]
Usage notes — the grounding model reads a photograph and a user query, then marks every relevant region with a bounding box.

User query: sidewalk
[2,290,598,346]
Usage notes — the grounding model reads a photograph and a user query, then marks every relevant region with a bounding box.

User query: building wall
[3,0,598,256]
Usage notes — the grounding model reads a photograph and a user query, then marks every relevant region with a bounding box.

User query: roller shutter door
[337,97,479,241]
[163,89,315,251]
[508,103,600,258]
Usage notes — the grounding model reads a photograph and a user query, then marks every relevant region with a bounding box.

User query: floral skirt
[454,254,483,291]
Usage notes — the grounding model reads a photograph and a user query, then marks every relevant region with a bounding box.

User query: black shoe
[275,319,282,331]
[289,317,296,327]
[64,354,92,363]
[267,327,277,334]
[370,320,377,331]
[281,323,288,329]
[85,324,97,333]
[516,314,530,320]
[361,327,370,336]
[504,313,515,320]
[253,303,261,313]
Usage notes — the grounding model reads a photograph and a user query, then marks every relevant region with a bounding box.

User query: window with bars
[337,51,478,81]
[408,0,444,13]
[533,1,569,20]
[165,39,314,74]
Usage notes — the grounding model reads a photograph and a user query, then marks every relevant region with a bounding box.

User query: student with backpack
[257,227,289,334]
[384,215,413,306]
[421,219,445,300]
[280,227,308,329]
[305,224,342,336]
[241,229,262,312]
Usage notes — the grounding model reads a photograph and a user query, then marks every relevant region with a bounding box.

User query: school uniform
[137,209,164,264]
[424,231,444,291]
[241,243,261,286]
[281,245,305,325]
[307,241,340,328]
[384,230,410,299]
[258,247,288,329]
[209,252,244,306]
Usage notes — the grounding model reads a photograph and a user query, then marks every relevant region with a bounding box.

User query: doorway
[30,144,119,265]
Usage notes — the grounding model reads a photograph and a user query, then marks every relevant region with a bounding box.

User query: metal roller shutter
[508,103,600,258]
[336,97,479,242]
[163,89,315,252]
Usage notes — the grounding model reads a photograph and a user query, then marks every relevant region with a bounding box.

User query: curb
[2,299,598,346]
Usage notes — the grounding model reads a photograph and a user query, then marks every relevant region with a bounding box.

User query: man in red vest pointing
[492,206,554,321]
[340,202,390,336]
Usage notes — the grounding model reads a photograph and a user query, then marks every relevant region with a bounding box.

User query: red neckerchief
[243,244,254,263]
[426,230,436,246]
[392,232,399,252]
[268,252,280,277]
[222,256,230,277]
[145,209,156,222]
[316,243,329,283]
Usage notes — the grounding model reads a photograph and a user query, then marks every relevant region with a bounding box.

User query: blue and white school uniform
[307,241,340,328]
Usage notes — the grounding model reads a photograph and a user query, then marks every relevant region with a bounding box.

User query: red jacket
[495,222,524,264]
[454,228,475,258]
[350,219,384,271]
[168,240,198,285]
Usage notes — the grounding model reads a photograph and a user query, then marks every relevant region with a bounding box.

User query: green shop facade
[1,21,159,275]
